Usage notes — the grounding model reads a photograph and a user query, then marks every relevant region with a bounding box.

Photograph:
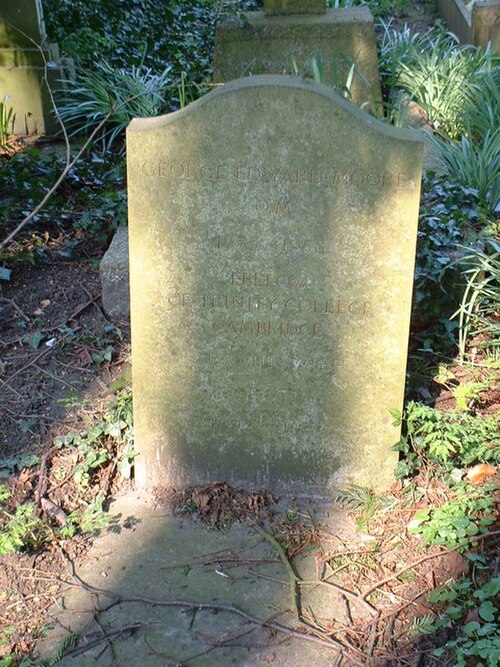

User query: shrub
[57,62,173,151]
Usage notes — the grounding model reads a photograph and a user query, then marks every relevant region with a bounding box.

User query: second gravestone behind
[127,76,424,493]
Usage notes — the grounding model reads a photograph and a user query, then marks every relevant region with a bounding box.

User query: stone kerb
[126,75,424,494]
[264,0,326,15]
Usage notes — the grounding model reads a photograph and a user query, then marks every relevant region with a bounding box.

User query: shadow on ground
[37,493,360,666]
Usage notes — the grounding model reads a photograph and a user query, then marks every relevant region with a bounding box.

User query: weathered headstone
[0,0,70,135]
[0,0,45,48]
[472,0,500,51]
[213,5,382,112]
[127,76,424,493]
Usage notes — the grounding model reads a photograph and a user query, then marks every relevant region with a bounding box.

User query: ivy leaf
[23,331,44,349]
[478,600,497,622]
[463,621,481,635]
[475,577,500,600]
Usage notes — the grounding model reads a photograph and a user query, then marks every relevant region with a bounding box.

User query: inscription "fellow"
[230,271,310,289]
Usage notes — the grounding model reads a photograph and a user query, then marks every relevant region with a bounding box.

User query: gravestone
[472,0,500,51]
[213,5,382,113]
[0,0,69,135]
[127,76,424,493]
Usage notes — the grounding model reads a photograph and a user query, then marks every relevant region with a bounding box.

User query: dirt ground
[0,261,130,460]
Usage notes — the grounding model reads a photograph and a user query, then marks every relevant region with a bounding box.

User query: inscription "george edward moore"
[140,162,413,189]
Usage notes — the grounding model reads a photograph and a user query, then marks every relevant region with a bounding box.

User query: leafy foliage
[407,482,496,549]
[43,0,225,77]
[54,387,135,487]
[328,0,412,20]
[394,401,500,479]
[430,127,500,215]
[333,485,395,532]
[57,62,174,151]
[427,576,500,666]
[454,243,500,359]
[0,95,16,147]
[412,176,488,330]
[397,34,499,139]
[0,498,49,555]
[0,148,126,258]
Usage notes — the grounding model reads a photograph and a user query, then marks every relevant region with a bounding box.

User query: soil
[0,261,130,460]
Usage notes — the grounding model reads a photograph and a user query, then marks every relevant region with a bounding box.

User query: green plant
[44,0,221,76]
[0,502,49,555]
[333,485,395,532]
[79,495,110,533]
[0,148,126,257]
[426,575,500,666]
[36,632,77,667]
[0,656,33,667]
[412,176,485,333]
[292,53,373,106]
[53,387,135,486]
[0,94,16,146]
[395,32,499,139]
[393,402,500,478]
[465,71,500,141]
[430,128,500,215]
[0,453,39,478]
[454,245,500,359]
[378,21,433,95]
[453,380,490,411]
[407,482,496,549]
[328,0,411,19]
[327,0,358,7]
[57,61,174,151]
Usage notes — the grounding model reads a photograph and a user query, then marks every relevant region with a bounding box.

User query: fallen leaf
[77,347,93,367]
[466,463,497,485]
[390,479,403,494]
[18,468,31,484]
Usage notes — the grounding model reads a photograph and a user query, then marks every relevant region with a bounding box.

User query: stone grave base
[36,493,358,666]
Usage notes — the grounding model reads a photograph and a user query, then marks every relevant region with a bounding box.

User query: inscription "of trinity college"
[164,292,372,316]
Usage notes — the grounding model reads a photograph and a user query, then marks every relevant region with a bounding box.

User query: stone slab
[99,225,130,326]
[127,75,424,493]
[36,493,357,666]
[264,0,326,15]
[213,7,382,113]
[0,0,46,48]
